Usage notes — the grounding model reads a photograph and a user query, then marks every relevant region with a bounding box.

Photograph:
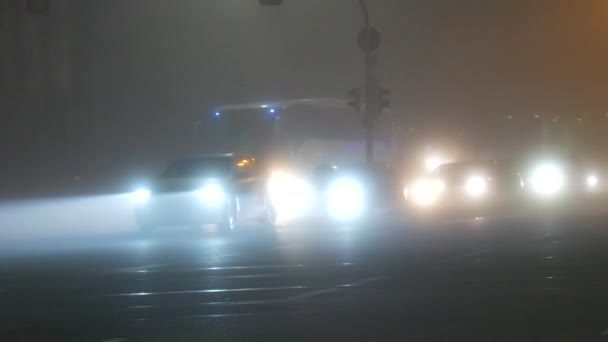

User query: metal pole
[358,0,370,27]
[359,0,374,163]
[364,50,374,164]
[192,120,204,142]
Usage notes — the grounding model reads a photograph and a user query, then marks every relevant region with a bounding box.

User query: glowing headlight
[409,179,443,206]
[586,174,599,189]
[268,172,313,219]
[196,183,226,207]
[465,175,487,197]
[530,163,564,196]
[131,188,151,203]
[425,156,443,172]
[326,178,365,221]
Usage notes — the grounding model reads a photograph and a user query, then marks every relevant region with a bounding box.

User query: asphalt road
[2,197,608,341]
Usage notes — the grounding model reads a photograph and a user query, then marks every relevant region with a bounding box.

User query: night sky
[2,0,608,196]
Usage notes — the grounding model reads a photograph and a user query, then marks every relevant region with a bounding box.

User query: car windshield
[161,157,232,179]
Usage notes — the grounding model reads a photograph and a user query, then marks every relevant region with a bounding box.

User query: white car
[131,154,274,232]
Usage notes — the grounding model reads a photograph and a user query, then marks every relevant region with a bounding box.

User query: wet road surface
[2,211,608,341]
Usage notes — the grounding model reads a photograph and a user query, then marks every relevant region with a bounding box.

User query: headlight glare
[409,179,442,206]
[465,175,487,197]
[530,163,564,196]
[327,178,365,221]
[586,174,599,189]
[268,172,313,219]
[196,183,226,207]
[131,188,151,204]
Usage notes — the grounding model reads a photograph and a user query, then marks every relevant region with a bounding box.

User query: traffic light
[348,88,362,112]
[377,87,390,112]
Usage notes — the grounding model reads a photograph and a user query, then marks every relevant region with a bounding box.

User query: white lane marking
[203,273,284,279]
[109,264,165,273]
[96,285,308,297]
[271,244,303,251]
[105,274,387,299]
[168,263,355,272]
[132,311,286,321]
[441,228,571,265]
[286,275,387,301]
[111,262,357,275]
[350,275,387,286]
[123,298,284,311]
[286,287,338,301]
[111,263,304,274]
[601,328,608,335]
[441,247,495,263]
[180,264,305,272]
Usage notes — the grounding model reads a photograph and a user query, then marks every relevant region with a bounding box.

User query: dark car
[407,160,524,218]
[132,154,274,232]
[435,160,523,200]
[316,163,402,221]
[517,156,608,215]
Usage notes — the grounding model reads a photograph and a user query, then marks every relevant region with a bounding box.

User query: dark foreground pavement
[2,214,608,341]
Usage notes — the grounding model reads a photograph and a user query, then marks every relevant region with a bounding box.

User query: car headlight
[268,172,313,219]
[131,188,151,204]
[196,183,226,207]
[425,156,443,172]
[465,175,487,197]
[586,174,599,189]
[326,178,365,221]
[529,163,564,196]
[408,179,443,206]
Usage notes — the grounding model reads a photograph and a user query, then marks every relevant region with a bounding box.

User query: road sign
[357,26,381,52]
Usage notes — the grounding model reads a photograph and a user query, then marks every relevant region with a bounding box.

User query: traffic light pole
[260,0,386,164]
[358,0,379,164]
[364,50,375,164]
[359,0,372,163]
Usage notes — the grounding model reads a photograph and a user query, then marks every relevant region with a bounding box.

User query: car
[131,154,275,232]
[406,160,524,217]
[314,163,402,222]
[518,156,607,215]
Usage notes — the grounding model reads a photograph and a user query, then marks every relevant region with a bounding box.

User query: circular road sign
[357,26,381,52]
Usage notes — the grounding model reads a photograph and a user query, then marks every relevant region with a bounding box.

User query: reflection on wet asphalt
[3,212,608,341]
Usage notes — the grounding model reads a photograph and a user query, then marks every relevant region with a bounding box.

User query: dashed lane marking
[286,275,387,301]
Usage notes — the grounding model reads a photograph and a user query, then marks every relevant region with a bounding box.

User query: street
[3,1,608,341]
[2,196,608,341]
